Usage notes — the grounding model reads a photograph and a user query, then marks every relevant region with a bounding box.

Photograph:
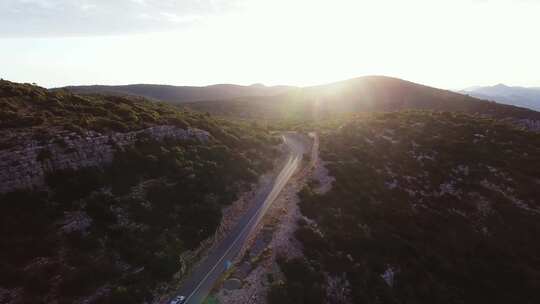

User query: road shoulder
[210,132,319,304]
[155,140,291,304]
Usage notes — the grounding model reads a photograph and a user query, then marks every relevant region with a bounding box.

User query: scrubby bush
[106,286,141,304]
[91,117,129,132]
[0,79,281,303]
[268,257,326,304]
[295,111,540,304]
[46,168,106,204]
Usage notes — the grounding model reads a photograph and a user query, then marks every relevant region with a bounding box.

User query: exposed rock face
[0,126,210,193]
[61,211,93,235]
[515,118,540,132]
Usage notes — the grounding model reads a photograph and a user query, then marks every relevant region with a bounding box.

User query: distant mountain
[58,83,295,104]
[60,77,540,130]
[460,84,540,111]
[186,76,540,124]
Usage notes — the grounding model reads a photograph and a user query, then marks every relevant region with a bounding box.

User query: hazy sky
[1,0,539,89]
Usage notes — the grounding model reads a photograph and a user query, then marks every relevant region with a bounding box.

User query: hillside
[461,84,540,112]
[1,81,203,149]
[0,80,281,303]
[271,111,540,304]
[59,83,294,104]
[59,77,540,131]
[186,76,540,129]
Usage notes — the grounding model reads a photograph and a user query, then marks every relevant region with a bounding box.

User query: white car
[170,295,186,304]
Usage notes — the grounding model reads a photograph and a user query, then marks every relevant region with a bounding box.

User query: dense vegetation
[1,79,220,148]
[267,257,326,304]
[0,80,280,303]
[289,111,540,304]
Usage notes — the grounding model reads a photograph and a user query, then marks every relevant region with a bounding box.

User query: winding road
[170,133,307,304]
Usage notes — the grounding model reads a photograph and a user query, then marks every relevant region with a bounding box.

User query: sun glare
[1,0,539,88]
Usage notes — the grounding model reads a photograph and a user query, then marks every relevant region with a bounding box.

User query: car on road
[170,295,186,304]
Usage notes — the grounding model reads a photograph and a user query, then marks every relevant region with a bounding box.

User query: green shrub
[0,79,282,303]
[107,286,141,304]
[268,257,325,304]
[91,117,129,132]
[295,111,540,304]
[46,168,106,204]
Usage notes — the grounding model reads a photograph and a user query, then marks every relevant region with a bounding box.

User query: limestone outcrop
[0,126,210,193]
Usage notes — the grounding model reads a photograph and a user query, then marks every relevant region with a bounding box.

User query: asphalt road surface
[170,133,307,304]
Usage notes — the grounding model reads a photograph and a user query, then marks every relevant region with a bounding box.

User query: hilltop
[1,80,204,148]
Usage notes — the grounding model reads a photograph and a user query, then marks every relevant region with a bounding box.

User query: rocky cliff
[0,126,210,193]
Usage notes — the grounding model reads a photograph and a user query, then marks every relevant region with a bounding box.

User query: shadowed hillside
[59,83,294,104]
[186,76,540,124]
[271,111,540,304]
[0,80,280,304]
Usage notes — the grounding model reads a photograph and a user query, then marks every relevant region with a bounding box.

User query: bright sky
[1,0,539,89]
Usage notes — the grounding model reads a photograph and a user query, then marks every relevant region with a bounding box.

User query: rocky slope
[0,80,280,304]
[0,126,209,193]
[273,111,540,304]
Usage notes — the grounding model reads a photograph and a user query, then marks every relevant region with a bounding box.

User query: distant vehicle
[170,295,186,304]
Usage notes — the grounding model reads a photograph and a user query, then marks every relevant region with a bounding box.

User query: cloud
[0,0,240,37]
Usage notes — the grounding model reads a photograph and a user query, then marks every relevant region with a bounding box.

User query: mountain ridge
[460,84,540,111]
[183,76,540,127]
[57,83,296,104]
[41,76,540,131]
